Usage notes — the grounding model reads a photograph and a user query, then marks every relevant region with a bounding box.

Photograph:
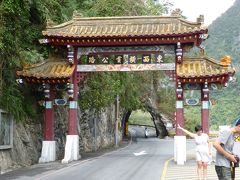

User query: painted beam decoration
[77,63,175,72]
[77,45,175,72]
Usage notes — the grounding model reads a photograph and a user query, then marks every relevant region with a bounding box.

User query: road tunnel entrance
[128,110,156,138]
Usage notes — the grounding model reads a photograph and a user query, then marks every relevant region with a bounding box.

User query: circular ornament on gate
[54,99,67,106]
[185,98,200,106]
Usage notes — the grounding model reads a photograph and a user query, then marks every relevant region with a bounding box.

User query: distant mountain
[205,0,240,64]
[184,0,240,129]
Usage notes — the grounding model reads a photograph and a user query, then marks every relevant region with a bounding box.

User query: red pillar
[175,42,184,135]
[176,81,184,135]
[68,83,78,135]
[67,46,78,135]
[44,85,54,140]
[201,82,209,134]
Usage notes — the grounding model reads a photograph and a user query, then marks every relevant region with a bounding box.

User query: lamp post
[115,95,120,147]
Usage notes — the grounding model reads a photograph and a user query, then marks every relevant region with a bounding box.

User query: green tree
[0,0,171,121]
[0,0,80,120]
[77,0,171,112]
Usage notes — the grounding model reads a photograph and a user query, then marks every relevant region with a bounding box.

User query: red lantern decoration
[176,42,183,64]
[67,45,74,64]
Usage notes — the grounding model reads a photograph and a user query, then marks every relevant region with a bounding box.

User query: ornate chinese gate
[17,12,235,163]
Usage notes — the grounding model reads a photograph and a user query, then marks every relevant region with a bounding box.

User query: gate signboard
[77,45,175,72]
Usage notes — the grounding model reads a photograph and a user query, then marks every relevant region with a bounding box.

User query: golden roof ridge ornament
[199,48,205,56]
[73,10,83,19]
[220,55,232,66]
[46,18,56,28]
[197,15,204,25]
[171,8,182,17]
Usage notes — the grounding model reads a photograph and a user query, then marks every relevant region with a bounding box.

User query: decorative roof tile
[177,56,235,78]
[16,61,75,79]
[42,15,207,38]
[17,56,234,83]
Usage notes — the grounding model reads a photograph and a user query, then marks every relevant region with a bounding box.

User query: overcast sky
[171,0,235,25]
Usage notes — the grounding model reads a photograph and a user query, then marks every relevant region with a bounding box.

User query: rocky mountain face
[0,104,119,173]
[146,74,172,138]
[0,123,41,173]
[0,76,170,173]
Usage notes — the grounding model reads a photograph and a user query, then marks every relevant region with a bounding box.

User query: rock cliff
[0,104,120,173]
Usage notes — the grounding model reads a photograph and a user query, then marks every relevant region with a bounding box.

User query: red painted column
[176,81,184,135]
[201,82,209,134]
[175,42,184,136]
[44,85,54,140]
[68,82,78,135]
[67,46,78,135]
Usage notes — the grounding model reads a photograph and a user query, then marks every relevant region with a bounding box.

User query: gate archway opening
[129,110,154,127]
[128,110,156,138]
[183,90,202,131]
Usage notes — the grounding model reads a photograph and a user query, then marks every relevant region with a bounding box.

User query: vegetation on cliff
[0,0,173,121]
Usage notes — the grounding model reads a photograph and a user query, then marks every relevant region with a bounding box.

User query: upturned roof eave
[42,30,208,40]
[16,61,75,80]
[177,56,235,80]
[42,15,207,39]
[44,15,204,28]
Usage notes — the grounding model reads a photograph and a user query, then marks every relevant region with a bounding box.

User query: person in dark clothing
[213,118,240,180]
[144,127,149,138]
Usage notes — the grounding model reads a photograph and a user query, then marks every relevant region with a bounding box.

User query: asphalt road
[0,126,195,180]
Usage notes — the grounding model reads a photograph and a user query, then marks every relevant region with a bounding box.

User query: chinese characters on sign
[115,55,123,64]
[156,54,163,63]
[129,55,137,64]
[88,56,96,64]
[101,57,109,64]
[87,53,165,64]
[142,55,151,63]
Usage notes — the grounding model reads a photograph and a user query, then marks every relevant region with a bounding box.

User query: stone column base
[39,141,56,163]
[62,135,80,163]
[174,136,186,165]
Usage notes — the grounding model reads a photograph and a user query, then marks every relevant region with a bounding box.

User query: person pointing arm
[177,124,196,138]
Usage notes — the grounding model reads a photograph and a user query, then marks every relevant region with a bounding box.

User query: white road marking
[133,150,147,156]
